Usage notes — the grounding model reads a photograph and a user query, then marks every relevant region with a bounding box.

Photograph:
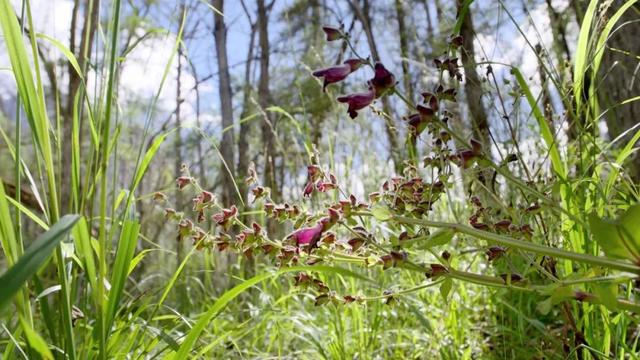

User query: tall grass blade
[169,265,371,358]
[0,214,79,310]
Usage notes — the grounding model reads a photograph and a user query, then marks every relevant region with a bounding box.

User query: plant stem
[392,215,640,274]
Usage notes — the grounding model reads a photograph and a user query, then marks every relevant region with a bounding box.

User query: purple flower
[290,222,324,248]
[367,62,396,97]
[303,181,315,198]
[312,59,364,91]
[322,26,343,41]
[337,88,375,118]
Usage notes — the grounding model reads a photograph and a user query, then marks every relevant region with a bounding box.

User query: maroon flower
[290,221,324,248]
[153,192,168,202]
[251,186,268,203]
[494,220,512,232]
[193,190,215,212]
[347,237,365,252]
[322,26,343,41]
[449,35,464,48]
[317,181,337,192]
[176,176,192,189]
[421,92,439,111]
[337,88,375,119]
[367,62,396,97]
[470,138,483,154]
[486,246,507,261]
[500,273,524,283]
[407,104,437,138]
[312,59,364,91]
[451,150,477,169]
[211,205,238,230]
[303,181,315,198]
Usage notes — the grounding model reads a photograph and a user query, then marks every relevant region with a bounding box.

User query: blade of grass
[0,214,79,310]
[97,0,123,356]
[105,219,141,335]
[168,265,371,358]
[573,0,598,112]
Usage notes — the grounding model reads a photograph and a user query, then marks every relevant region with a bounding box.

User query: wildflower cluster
[156,24,640,313]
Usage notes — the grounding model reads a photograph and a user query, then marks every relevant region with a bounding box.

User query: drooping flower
[316,181,337,192]
[176,176,193,189]
[337,88,375,118]
[322,26,343,41]
[486,246,507,261]
[211,205,238,230]
[303,181,315,198]
[312,59,364,91]
[367,62,396,97]
[290,222,324,248]
[407,104,436,138]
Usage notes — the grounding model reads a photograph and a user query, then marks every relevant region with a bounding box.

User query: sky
[1,0,575,119]
[0,0,580,196]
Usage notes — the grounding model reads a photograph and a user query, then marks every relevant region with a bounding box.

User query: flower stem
[392,215,640,274]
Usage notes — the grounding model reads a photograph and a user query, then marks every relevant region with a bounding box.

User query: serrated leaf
[371,206,392,221]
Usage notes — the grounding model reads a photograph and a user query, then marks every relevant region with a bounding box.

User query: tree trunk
[213,0,237,205]
[459,6,491,149]
[237,2,257,203]
[599,2,640,181]
[395,0,414,102]
[349,0,402,173]
[257,0,279,201]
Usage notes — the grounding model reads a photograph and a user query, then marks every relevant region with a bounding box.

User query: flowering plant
[157,24,640,313]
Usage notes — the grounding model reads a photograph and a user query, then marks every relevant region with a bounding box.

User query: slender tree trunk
[458,5,491,149]
[349,0,402,172]
[213,0,237,205]
[310,0,325,146]
[545,0,571,66]
[395,0,414,102]
[421,0,435,39]
[434,0,445,28]
[257,0,279,200]
[237,3,257,203]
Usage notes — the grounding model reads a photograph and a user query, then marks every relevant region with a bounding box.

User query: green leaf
[0,215,79,310]
[550,286,575,304]
[536,298,552,315]
[105,220,140,334]
[512,67,565,178]
[422,229,455,249]
[20,317,54,359]
[371,206,392,221]
[440,278,453,301]
[589,204,640,261]
[593,283,618,311]
[36,33,83,80]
